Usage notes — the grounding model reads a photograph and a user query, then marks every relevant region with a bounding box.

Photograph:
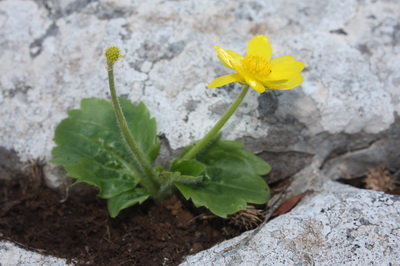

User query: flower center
[242,55,271,76]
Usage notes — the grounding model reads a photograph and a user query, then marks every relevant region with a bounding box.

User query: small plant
[51,35,304,218]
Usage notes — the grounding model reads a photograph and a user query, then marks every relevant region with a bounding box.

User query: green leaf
[170,159,206,177]
[174,139,271,217]
[107,188,150,218]
[51,97,160,201]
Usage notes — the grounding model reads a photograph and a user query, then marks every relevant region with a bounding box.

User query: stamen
[242,55,271,76]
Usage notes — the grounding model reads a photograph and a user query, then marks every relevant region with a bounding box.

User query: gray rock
[0,241,68,266]
[0,0,398,174]
[181,178,400,265]
[180,160,399,265]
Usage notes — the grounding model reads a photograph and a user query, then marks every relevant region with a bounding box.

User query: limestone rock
[0,0,398,179]
[0,241,68,266]
[181,180,400,266]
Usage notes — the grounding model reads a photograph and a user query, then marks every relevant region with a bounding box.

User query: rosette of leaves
[51,97,270,218]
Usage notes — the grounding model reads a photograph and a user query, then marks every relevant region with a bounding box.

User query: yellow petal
[271,56,305,72]
[218,50,244,70]
[226,50,243,61]
[271,55,295,64]
[215,46,242,70]
[244,76,266,93]
[208,73,243,88]
[267,71,296,81]
[247,35,272,60]
[265,72,304,90]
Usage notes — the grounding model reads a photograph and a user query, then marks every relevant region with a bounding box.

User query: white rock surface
[0,241,69,266]
[0,0,399,164]
[181,179,400,266]
[0,0,399,265]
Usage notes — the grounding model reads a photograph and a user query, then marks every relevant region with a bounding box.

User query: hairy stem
[107,63,159,195]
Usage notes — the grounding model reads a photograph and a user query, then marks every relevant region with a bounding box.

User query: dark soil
[0,174,245,265]
[2,160,397,266]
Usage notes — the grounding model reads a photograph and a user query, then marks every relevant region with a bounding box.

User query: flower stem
[181,85,250,160]
[107,63,159,195]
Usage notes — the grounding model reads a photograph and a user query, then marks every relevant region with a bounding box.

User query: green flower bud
[105,46,123,65]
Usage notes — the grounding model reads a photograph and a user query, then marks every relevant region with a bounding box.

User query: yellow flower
[208,35,305,93]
